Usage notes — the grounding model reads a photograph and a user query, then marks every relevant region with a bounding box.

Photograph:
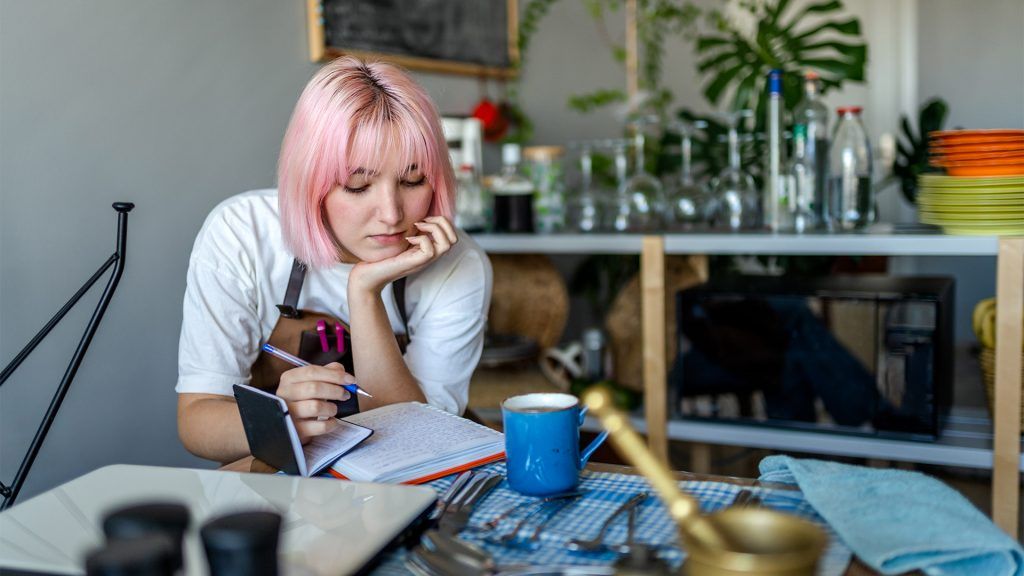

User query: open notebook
[330,402,505,484]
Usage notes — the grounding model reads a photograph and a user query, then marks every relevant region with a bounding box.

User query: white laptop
[0,464,436,575]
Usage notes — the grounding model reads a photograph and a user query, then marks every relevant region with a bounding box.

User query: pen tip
[357,389,374,398]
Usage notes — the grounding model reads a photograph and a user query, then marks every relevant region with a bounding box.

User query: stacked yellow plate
[917,173,1024,235]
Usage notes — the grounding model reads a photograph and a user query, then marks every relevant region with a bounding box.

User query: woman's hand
[276,362,354,444]
[349,216,458,295]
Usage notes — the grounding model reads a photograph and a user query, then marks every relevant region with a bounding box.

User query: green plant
[892,98,948,204]
[694,0,867,124]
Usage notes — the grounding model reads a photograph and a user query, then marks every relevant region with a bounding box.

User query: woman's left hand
[349,216,458,294]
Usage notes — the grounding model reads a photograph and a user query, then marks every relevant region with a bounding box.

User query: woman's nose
[377,186,403,225]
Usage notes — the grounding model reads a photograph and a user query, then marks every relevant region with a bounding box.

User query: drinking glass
[615,118,664,232]
[665,119,709,230]
[565,141,604,233]
[707,110,759,231]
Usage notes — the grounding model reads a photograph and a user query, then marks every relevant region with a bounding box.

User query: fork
[566,492,648,553]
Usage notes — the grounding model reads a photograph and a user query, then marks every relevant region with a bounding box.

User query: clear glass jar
[828,106,874,230]
[523,146,566,234]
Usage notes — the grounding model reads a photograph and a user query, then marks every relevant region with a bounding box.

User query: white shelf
[472,232,1000,257]
[662,233,999,256]
[473,234,645,254]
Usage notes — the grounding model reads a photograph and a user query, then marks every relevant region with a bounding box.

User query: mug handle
[577,405,609,469]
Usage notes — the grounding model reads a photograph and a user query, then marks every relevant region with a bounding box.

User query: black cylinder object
[493,193,534,233]
[102,502,190,572]
[85,533,175,576]
[200,511,281,576]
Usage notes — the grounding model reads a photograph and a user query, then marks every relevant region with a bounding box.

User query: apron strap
[394,276,409,336]
[275,259,307,319]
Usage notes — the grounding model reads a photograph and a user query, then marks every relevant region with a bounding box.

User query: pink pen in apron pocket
[316,319,329,352]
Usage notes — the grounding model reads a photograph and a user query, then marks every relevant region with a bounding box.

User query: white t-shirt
[176,189,493,415]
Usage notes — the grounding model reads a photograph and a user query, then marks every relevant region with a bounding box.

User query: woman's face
[323,151,434,264]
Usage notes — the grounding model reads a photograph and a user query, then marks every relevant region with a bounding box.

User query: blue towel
[759,455,1023,576]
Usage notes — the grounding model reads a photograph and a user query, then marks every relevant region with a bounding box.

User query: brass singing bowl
[582,387,826,576]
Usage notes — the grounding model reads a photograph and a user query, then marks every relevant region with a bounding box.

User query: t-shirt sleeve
[176,211,262,397]
[403,247,492,415]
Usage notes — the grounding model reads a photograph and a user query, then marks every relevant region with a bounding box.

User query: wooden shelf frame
[472,232,1023,537]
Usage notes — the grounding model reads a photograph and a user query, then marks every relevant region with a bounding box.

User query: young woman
[177,57,493,463]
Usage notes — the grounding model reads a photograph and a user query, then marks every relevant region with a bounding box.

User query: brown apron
[250,258,408,417]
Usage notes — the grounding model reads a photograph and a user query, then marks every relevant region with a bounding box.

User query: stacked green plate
[917,174,1024,235]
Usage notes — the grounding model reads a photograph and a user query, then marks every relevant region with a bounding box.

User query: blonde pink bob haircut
[277,56,455,268]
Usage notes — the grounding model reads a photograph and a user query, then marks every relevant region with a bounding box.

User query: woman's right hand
[276,362,353,443]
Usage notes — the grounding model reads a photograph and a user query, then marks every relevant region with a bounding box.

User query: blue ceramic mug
[502,393,609,496]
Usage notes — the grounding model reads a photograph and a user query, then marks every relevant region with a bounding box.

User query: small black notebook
[233,384,372,476]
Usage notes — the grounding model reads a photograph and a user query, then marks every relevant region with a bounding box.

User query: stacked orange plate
[929,129,1024,176]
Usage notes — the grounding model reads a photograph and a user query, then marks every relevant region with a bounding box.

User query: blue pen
[261,343,373,398]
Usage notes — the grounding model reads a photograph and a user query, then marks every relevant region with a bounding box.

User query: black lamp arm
[0,202,134,510]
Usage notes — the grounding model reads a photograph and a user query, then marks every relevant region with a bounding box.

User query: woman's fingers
[424,216,458,244]
[290,398,340,419]
[277,365,353,403]
[404,234,436,261]
[414,220,452,254]
[294,416,341,443]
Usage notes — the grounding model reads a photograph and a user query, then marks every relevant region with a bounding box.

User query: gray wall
[908,0,1024,342]
[0,0,702,500]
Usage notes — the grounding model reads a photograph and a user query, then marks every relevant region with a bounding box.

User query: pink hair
[277,56,455,268]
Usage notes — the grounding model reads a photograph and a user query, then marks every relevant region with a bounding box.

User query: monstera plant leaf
[893,98,949,204]
[695,0,867,123]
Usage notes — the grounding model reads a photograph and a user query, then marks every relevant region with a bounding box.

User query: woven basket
[487,254,569,351]
[979,346,1024,427]
[605,255,708,392]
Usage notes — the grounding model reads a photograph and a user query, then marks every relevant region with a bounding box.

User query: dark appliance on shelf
[669,275,954,439]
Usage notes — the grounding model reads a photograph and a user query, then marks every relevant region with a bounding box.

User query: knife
[439,473,502,535]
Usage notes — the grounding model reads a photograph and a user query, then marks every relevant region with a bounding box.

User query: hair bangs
[342,105,438,187]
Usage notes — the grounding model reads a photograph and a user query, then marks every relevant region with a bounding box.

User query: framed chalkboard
[307,0,519,78]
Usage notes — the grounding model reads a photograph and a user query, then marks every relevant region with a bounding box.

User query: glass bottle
[454,163,486,232]
[708,110,758,231]
[490,143,535,233]
[609,139,632,232]
[829,106,874,230]
[792,71,830,227]
[565,142,603,233]
[764,69,787,231]
[524,146,566,234]
[618,123,665,232]
[784,124,817,233]
[665,120,709,230]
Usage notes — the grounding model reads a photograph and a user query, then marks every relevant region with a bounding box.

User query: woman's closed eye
[401,176,427,188]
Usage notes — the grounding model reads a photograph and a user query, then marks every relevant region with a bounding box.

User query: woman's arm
[178,393,250,463]
[346,217,458,409]
[179,365,353,463]
[347,289,427,409]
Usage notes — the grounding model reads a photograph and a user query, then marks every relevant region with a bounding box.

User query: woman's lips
[369,232,406,245]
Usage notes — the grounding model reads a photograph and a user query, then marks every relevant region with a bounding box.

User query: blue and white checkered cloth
[369,461,852,575]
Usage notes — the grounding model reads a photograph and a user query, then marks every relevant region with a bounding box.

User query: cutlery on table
[439,472,503,535]
[566,491,649,553]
